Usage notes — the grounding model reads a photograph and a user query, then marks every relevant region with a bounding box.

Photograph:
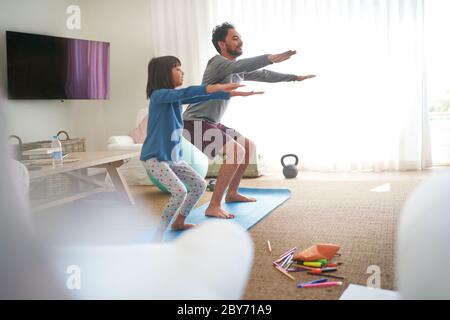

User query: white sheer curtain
[148,0,431,171]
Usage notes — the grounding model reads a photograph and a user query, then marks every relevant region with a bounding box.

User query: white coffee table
[28,150,141,212]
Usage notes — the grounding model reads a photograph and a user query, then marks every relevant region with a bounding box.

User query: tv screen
[6,31,110,100]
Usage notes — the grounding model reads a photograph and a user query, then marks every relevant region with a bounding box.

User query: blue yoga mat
[134,187,291,243]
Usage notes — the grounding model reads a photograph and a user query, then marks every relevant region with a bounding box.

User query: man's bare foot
[171,213,196,230]
[225,193,257,203]
[205,205,235,219]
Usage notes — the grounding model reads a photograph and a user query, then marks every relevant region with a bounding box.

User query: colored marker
[307,273,345,280]
[274,264,295,281]
[267,240,272,253]
[291,264,316,271]
[311,278,329,284]
[300,281,343,289]
[274,247,297,263]
[287,267,308,272]
[279,256,289,268]
[325,262,343,267]
[278,247,297,259]
[326,263,338,268]
[297,278,328,288]
[280,253,293,268]
[280,259,289,269]
[302,262,323,268]
[308,267,338,274]
[296,260,328,267]
[283,254,295,269]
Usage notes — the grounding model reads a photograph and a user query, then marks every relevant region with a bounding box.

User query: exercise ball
[396,171,450,299]
[147,137,209,193]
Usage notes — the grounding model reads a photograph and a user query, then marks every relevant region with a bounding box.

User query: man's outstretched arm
[207,50,299,83]
[243,69,316,83]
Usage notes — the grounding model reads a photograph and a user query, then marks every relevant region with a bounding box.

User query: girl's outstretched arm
[183,83,264,103]
[151,86,210,104]
[151,84,260,105]
[180,84,244,104]
[181,91,230,105]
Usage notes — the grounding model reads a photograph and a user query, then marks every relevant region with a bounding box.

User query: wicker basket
[20,130,86,155]
[12,131,87,200]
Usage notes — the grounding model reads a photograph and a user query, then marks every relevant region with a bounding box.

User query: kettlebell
[281,154,299,179]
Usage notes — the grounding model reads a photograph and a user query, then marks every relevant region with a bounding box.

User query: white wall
[0,0,152,150]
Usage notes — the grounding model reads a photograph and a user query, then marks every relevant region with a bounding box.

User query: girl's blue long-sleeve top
[140,85,230,162]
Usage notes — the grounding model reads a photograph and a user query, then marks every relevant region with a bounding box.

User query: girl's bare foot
[225,193,257,203]
[205,205,235,219]
[171,222,195,230]
[171,213,196,230]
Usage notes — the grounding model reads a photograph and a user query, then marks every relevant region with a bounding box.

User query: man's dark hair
[146,56,181,99]
[212,22,235,54]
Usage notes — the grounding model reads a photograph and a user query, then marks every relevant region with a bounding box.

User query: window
[426,0,450,165]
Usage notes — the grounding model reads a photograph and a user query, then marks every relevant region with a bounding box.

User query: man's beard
[226,45,243,58]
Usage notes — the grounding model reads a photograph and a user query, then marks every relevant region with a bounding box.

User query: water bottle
[51,135,63,168]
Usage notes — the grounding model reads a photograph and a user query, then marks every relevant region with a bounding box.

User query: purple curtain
[65,40,109,99]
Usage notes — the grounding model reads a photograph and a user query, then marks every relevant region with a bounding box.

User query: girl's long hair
[146,56,181,99]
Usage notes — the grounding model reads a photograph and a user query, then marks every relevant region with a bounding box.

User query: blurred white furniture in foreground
[396,171,450,299]
[341,171,450,300]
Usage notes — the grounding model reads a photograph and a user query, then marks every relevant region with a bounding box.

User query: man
[183,22,316,219]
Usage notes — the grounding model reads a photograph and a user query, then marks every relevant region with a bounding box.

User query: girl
[141,56,262,241]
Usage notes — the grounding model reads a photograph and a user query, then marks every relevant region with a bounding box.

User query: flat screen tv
[6,31,110,100]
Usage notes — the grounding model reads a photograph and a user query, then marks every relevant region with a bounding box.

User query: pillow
[129,115,148,144]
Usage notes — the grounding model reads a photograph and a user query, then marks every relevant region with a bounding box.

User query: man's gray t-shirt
[183,54,298,123]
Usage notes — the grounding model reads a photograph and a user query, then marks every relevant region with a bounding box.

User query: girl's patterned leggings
[142,158,207,230]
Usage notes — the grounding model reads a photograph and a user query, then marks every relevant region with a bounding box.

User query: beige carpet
[132,172,426,300]
[240,177,421,300]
